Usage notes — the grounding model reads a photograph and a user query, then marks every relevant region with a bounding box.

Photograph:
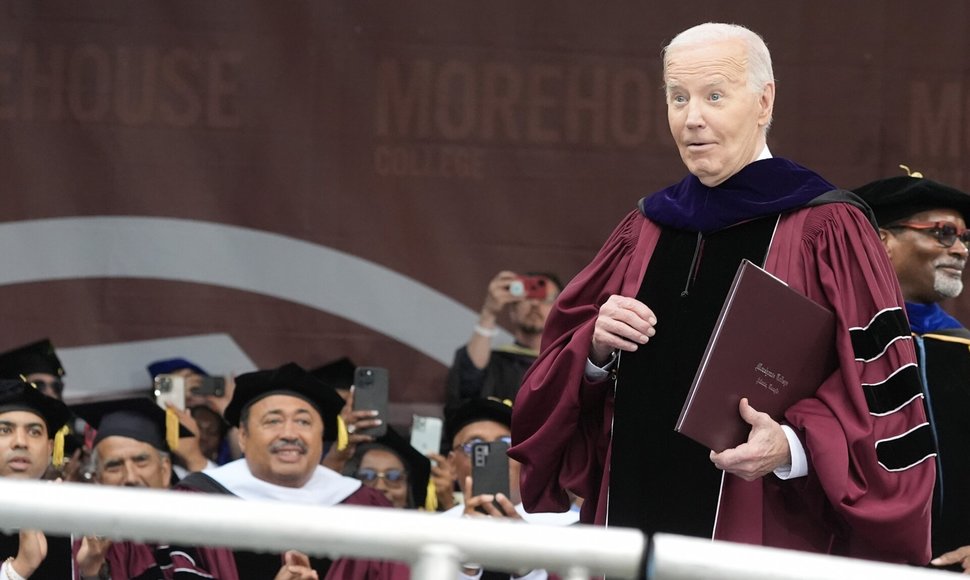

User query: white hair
[663,22,774,92]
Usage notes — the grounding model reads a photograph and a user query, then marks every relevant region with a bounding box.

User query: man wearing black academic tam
[72,397,199,489]
[69,397,239,580]
[0,338,66,400]
[509,21,935,567]
[855,170,970,572]
[178,362,410,580]
[0,379,73,580]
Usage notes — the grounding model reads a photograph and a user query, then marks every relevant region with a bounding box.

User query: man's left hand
[931,545,970,573]
[710,398,791,481]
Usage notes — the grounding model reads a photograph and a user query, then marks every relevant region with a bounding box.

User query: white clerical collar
[203,458,361,506]
[757,145,772,161]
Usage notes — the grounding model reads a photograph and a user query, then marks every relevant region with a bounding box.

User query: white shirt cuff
[514,570,548,580]
[774,425,808,479]
[584,351,617,381]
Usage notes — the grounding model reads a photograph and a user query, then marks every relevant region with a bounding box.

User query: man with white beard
[855,171,970,573]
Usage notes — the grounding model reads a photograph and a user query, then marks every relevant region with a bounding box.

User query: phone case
[192,376,226,397]
[471,440,510,501]
[153,374,186,411]
[353,367,389,437]
[410,415,443,456]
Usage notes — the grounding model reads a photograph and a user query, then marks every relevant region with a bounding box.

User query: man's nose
[685,99,705,127]
[952,238,970,256]
[122,462,140,486]
[11,428,28,447]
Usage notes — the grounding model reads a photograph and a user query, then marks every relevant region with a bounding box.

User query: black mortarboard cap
[147,358,208,380]
[853,174,970,226]
[225,362,346,442]
[358,426,433,510]
[71,397,193,453]
[310,357,356,392]
[0,379,70,436]
[443,397,513,449]
[0,338,65,380]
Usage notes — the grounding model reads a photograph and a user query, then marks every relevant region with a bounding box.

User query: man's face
[0,410,52,479]
[508,280,561,336]
[170,368,207,408]
[238,394,324,488]
[665,38,773,187]
[95,436,172,489]
[448,419,511,492]
[358,448,409,509]
[191,406,224,460]
[882,208,969,303]
[26,372,62,400]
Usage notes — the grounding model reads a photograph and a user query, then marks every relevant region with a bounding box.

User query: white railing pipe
[649,533,944,580]
[0,479,645,579]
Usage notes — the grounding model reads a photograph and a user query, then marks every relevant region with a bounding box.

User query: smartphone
[191,375,226,398]
[471,440,510,510]
[153,374,186,411]
[510,275,549,301]
[352,366,389,437]
[410,415,443,458]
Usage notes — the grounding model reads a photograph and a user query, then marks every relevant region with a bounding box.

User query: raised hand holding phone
[351,367,388,437]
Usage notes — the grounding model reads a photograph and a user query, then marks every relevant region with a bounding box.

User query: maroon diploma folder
[674,259,838,452]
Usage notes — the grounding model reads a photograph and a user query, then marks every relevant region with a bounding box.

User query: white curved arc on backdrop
[0,216,512,365]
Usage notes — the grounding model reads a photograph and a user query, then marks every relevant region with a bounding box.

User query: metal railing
[0,479,948,579]
[650,533,948,580]
[0,478,645,579]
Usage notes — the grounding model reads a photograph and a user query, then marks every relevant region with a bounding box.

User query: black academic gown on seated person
[0,531,73,578]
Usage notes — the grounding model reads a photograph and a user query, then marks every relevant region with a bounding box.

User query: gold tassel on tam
[424,478,438,512]
[166,406,180,452]
[336,415,349,451]
[52,425,69,467]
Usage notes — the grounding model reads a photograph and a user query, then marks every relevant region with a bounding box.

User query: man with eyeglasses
[855,172,970,573]
[442,398,577,580]
[0,339,67,401]
[446,271,563,407]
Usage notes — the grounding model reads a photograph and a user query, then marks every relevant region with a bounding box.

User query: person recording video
[446,271,562,407]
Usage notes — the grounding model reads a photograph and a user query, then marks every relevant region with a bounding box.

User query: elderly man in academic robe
[508,22,936,566]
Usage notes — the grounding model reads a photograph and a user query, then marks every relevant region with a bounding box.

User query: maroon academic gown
[508,202,935,564]
[72,540,239,579]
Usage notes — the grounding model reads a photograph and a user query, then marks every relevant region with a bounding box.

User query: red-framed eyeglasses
[886,221,970,248]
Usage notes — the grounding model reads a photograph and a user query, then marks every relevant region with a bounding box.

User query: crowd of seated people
[0,271,568,579]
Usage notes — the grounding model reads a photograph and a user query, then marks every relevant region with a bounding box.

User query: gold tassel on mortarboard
[52,425,68,468]
[336,415,349,451]
[165,406,180,452]
[424,477,438,512]
[899,164,924,178]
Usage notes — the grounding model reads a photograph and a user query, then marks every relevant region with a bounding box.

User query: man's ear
[161,453,172,488]
[757,82,775,127]
[878,228,895,256]
[237,423,248,455]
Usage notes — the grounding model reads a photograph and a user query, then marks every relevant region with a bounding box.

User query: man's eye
[710,93,721,101]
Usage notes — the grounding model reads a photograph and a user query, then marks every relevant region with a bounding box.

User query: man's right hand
[589,295,657,365]
[273,550,319,580]
[12,529,47,578]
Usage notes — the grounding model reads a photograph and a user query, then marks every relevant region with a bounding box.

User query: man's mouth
[272,447,306,461]
[6,456,32,471]
[936,262,965,276]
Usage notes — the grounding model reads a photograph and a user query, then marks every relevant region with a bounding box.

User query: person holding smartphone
[446,271,562,408]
